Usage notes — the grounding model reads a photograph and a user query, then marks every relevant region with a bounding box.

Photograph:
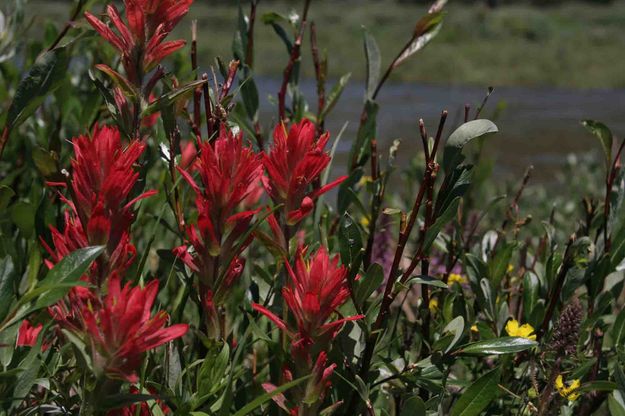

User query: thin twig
[47,0,86,51]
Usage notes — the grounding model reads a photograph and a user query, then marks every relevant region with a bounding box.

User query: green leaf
[443,119,498,171]
[0,185,15,210]
[451,367,501,416]
[95,64,138,99]
[197,342,230,397]
[0,256,17,322]
[32,147,58,177]
[457,337,537,355]
[423,196,459,251]
[321,73,351,121]
[10,201,36,236]
[349,100,379,170]
[582,120,613,168]
[578,380,617,393]
[338,214,363,271]
[613,307,625,347]
[143,79,208,116]
[261,12,294,49]
[239,72,259,121]
[392,11,444,69]
[400,275,448,289]
[489,241,515,287]
[609,391,625,416]
[33,246,103,305]
[231,375,311,416]
[5,47,69,131]
[401,396,426,416]
[355,263,384,307]
[443,316,465,353]
[363,28,380,99]
[1,246,103,330]
[10,323,50,410]
[523,272,540,325]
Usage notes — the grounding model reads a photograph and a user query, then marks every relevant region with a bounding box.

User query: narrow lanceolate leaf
[230,375,311,416]
[423,196,460,251]
[399,275,448,289]
[451,367,501,416]
[457,337,537,355]
[1,246,103,330]
[143,79,208,116]
[95,64,138,99]
[393,11,444,69]
[443,316,465,353]
[321,72,351,120]
[363,28,381,99]
[0,257,17,322]
[443,119,498,171]
[5,47,69,131]
[612,307,625,348]
[582,119,613,168]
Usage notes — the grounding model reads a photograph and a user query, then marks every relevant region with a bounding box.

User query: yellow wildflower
[360,216,370,228]
[358,175,373,187]
[428,298,439,313]
[505,319,536,341]
[448,273,467,285]
[507,264,514,273]
[470,324,479,333]
[555,375,581,401]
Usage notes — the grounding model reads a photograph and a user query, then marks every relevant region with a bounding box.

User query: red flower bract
[85,0,192,82]
[41,125,155,285]
[252,245,363,359]
[16,320,43,348]
[57,273,188,383]
[174,125,263,330]
[262,119,347,225]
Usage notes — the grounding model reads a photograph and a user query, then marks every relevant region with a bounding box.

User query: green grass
[25,0,625,88]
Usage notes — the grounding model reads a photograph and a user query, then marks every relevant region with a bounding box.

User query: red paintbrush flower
[85,0,192,84]
[262,119,347,225]
[173,125,263,332]
[41,125,154,285]
[252,245,363,360]
[57,273,187,383]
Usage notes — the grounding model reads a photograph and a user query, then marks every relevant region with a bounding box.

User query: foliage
[0,0,624,415]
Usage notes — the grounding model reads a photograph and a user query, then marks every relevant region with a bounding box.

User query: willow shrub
[0,0,624,415]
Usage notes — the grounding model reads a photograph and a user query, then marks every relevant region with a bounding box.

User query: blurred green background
[27,0,625,88]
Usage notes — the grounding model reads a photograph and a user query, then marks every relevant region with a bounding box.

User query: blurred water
[256,77,625,182]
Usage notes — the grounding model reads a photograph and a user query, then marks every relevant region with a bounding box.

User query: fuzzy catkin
[549,298,583,356]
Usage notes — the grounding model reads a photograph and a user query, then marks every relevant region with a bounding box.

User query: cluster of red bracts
[173,125,264,335]
[85,0,193,138]
[17,1,358,412]
[263,119,347,225]
[41,125,155,285]
[172,119,348,336]
[85,0,192,85]
[252,247,363,415]
[27,125,188,385]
